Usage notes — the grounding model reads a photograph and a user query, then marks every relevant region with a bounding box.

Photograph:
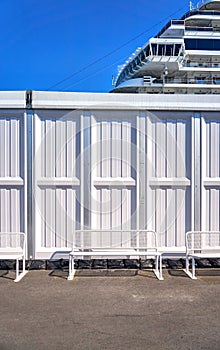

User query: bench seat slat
[0,253,24,259]
[70,250,160,256]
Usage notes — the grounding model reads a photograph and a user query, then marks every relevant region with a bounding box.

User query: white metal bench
[184,231,220,279]
[0,232,28,282]
[68,230,163,281]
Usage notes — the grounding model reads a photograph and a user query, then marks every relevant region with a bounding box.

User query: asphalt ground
[0,268,220,350]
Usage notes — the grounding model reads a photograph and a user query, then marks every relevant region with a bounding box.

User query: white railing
[196,0,212,9]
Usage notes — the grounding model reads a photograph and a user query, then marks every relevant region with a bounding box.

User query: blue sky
[0,0,190,92]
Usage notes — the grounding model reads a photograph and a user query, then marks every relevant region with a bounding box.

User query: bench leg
[192,257,196,279]
[153,255,164,281]
[183,256,197,280]
[14,257,28,283]
[15,258,19,281]
[67,256,76,280]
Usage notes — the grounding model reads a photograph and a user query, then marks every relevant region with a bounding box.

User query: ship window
[140,52,145,61]
[185,39,220,50]
[145,46,150,57]
[151,44,157,55]
[174,44,181,56]
[166,45,173,56]
[158,45,164,55]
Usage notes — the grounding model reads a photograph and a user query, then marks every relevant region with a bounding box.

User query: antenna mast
[189,1,193,10]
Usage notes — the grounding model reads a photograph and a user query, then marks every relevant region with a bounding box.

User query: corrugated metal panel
[0,112,25,234]
[90,113,136,247]
[32,109,194,257]
[202,114,220,231]
[146,113,192,248]
[34,111,81,258]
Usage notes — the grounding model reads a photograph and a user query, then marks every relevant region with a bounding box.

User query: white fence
[0,91,219,259]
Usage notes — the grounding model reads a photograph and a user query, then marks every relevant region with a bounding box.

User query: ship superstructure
[112,0,220,94]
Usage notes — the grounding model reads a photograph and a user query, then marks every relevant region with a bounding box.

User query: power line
[46,3,188,91]
[62,54,129,91]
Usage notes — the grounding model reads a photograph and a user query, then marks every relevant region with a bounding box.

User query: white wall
[0,91,219,258]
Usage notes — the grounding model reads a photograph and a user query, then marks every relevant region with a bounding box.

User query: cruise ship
[112,0,220,94]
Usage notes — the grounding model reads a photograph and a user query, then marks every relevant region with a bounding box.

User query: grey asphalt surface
[0,268,220,350]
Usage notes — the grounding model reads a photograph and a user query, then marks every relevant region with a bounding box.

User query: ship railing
[181,9,220,21]
[151,78,220,85]
[185,26,220,33]
[184,62,220,68]
[196,0,212,9]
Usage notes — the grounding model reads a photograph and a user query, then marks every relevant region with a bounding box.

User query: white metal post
[194,114,201,232]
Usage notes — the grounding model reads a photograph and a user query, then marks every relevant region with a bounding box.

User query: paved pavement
[0,268,220,350]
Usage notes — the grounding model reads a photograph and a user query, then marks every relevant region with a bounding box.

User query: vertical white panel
[202,117,220,231]
[122,122,130,178]
[122,188,131,247]
[102,122,111,177]
[176,188,185,246]
[111,188,121,245]
[0,119,6,177]
[146,116,155,231]
[101,122,111,245]
[60,121,66,177]
[34,112,81,257]
[40,118,46,177]
[46,119,55,178]
[5,119,10,177]
[167,121,176,178]
[102,189,111,246]
[35,115,44,249]
[66,189,75,246]
[149,113,191,248]
[11,189,20,232]
[156,121,166,177]
[176,120,185,177]
[67,120,76,178]
[10,119,19,177]
[210,189,219,231]
[0,115,24,237]
[205,189,210,231]
[55,189,66,247]
[45,189,55,247]
[166,189,176,247]
[112,188,121,228]
[41,188,46,247]
[201,117,207,230]
[91,117,101,232]
[0,190,7,231]
[157,188,166,246]
[112,121,121,177]
[210,122,218,177]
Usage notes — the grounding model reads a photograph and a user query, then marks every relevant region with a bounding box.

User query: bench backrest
[72,230,159,251]
[0,232,26,254]
[186,231,220,253]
